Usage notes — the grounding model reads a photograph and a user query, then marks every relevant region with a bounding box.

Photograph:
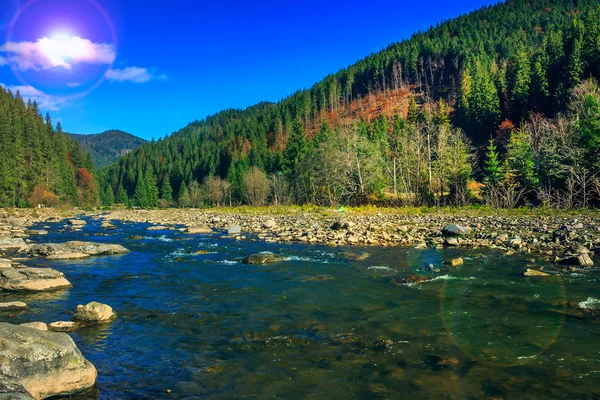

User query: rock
[19,322,47,331]
[0,258,13,269]
[47,321,80,332]
[129,235,144,240]
[46,252,90,260]
[67,219,86,226]
[448,258,464,267]
[495,233,509,245]
[442,224,470,237]
[25,230,48,236]
[262,220,277,229]
[72,302,116,324]
[146,225,168,231]
[30,241,129,257]
[0,302,27,310]
[0,322,97,399]
[100,222,116,230]
[0,379,35,399]
[523,268,550,277]
[509,237,523,247]
[5,218,26,226]
[0,267,71,292]
[390,275,431,285]
[341,252,370,261]
[242,253,285,265]
[185,225,212,234]
[331,219,353,230]
[558,253,595,267]
[227,225,241,235]
[0,239,30,253]
[444,237,459,247]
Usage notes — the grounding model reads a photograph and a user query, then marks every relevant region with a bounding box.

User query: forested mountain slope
[100,0,600,209]
[0,88,96,207]
[69,130,147,168]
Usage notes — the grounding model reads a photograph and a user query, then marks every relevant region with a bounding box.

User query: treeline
[0,87,96,207]
[97,0,600,208]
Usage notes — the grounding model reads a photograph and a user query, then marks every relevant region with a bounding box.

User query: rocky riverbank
[103,208,600,267]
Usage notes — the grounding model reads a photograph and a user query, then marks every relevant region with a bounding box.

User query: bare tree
[242,167,270,206]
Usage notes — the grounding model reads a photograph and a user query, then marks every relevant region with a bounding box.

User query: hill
[99,0,600,209]
[69,130,147,168]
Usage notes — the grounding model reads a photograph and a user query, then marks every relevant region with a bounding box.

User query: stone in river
[444,237,459,247]
[242,253,285,265]
[19,322,47,331]
[0,301,27,310]
[523,268,550,277]
[47,321,80,332]
[448,258,464,267]
[341,251,370,261]
[262,219,277,229]
[185,225,213,234]
[72,302,116,324]
[0,258,13,269]
[390,275,431,285]
[25,229,48,236]
[0,322,97,399]
[29,241,129,257]
[0,267,71,292]
[46,252,90,260]
[227,225,241,235]
[67,219,86,226]
[146,225,168,231]
[100,222,116,230]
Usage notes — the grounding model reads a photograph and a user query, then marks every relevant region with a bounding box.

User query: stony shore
[103,208,600,265]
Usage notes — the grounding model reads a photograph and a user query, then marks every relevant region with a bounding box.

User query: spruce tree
[133,169,149,208]
[483,138,504,186]
[161,173,173,204]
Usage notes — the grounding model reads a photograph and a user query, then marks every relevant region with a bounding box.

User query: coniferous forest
[5,0,600,209]
[0,88,96,208]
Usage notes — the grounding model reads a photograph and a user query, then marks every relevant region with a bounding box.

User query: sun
[38,33,87,69]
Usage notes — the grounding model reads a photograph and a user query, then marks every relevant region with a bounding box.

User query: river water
[1,217,599,399]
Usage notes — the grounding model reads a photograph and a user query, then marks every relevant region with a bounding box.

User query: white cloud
[0,36,116,71]
[0,83,67,111]
[105,67,166,83]
[66,82,81,88]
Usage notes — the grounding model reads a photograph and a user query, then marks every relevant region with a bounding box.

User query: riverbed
[1,217,599,399]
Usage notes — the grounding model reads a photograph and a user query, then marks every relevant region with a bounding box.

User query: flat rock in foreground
[29,241,129,257]
[0,268,71,292]
[0,301,27,310]
[0,322,97,399]
[0,239,30,253]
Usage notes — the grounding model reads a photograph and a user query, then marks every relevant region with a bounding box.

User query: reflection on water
[1,217,599,399]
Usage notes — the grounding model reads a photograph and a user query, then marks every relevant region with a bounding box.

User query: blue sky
[0,0,496,140]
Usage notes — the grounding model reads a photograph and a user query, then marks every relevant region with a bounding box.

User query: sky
[0,0,497,140]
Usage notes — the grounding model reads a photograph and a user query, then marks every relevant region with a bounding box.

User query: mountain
[99,0,600,209]
[0,88,96,207]
[69,130,147,168]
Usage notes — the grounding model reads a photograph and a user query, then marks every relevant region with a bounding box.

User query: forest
[4,0,600,210]
[0,87,96,208]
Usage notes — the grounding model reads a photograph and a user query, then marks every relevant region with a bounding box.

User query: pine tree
[115,185,128,204]
[483,138,504,186]
[161,173,173,203]
[578,94,600,169]
[133,169,149,208]
[407,98,419,124]
[506,129,538,190]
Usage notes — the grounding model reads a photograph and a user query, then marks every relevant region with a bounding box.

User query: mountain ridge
[69,130,147,168]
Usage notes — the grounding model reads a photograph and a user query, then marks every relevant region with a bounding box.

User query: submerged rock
[146,225,168,231]
[72,302,116,324]
[25,230,48,236]
[523,268,550,277]
[341,251,370,261]
[67,219,86,226]
[185,225,212,234]
[0,268,71,292]
[46,252,90,260]
[0,322,97,399]
[0,301,27,310]
[30,241,129,257]
[100,222,116,230]
[390,275,431,285]
[242,253,285,265]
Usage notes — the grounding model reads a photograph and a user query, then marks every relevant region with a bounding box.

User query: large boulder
[0,239,30,253]
[72,302,116,324]
[0,322,97,399]
[29,241,129,258]
[242,253,285,265]
[0,268,71,292]
[442,224,471,237]
[227,225,241,235]
[185,225,212,234]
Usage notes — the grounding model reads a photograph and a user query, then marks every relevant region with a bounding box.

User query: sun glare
[38,34,87,69]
